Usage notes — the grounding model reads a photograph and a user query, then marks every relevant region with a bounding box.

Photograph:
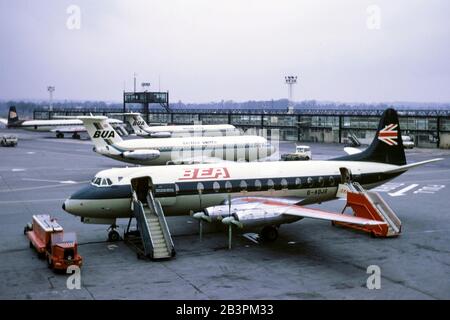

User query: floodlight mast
[284,76,298,114]
[285,76,297,106]
[47,86,55,112]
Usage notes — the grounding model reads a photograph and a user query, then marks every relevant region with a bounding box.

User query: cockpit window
[91,177,112,187]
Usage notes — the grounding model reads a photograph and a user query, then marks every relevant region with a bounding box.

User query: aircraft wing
[50,126,87,133]
[236,198,385,226]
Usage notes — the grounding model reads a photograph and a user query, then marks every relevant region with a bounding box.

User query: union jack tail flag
[378,124,398,146]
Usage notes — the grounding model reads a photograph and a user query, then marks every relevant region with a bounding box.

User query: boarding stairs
[335,182,402,237]
[130,188,175,260]
[347,131,361,147]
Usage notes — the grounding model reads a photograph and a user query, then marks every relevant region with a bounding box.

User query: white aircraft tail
[78,116,123,150]
[124,113,150,135]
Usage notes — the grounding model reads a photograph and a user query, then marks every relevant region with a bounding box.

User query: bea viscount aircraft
[63,109,441,242]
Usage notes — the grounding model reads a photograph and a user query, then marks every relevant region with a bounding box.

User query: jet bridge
[334,168,401,237]
[125,177,176,260]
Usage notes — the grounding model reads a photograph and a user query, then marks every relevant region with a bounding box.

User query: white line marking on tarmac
[373,183,405,193]
[388,184,419,197]
[11,168,26,172]
[0,182,88,193]
[26,151,35,154]
[414,184,445,194]
[22,178,78,184]
[243,233,259,244]
[0,198,65,204]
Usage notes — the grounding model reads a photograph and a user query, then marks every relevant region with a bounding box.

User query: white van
[402,135,414,149]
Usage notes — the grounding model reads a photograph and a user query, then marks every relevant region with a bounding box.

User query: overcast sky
[0,0,449,103]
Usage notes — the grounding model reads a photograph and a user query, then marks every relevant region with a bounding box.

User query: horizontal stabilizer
[384,158,443,174]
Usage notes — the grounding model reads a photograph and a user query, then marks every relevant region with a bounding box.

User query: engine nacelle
[150,131,172,138]
[232,209,297,228]
[202,204,300,228]
[122,149,160,160]
[94,146,121,156]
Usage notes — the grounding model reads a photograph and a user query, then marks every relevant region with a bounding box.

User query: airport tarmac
[0,129,449,299]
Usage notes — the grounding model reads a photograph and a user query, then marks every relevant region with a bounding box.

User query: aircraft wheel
[108,230,120,242]
[260,226,278,242]
[72,133,80,139]
[56,133,64,139]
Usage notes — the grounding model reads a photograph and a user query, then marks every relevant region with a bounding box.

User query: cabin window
[254,179,262,191]
[307,177,313,187]
[329,176,335,186]
[197,182,204,193]
[267,179,275,190]
[175,183,180,194]
[318,176,324,187]
[225,181,233,192]
[213,181,220,192]
[240,180,248,192]
[295,178,302,188]
[281,178,288,190]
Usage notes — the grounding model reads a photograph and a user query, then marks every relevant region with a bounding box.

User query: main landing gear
[72,133,81,139]
[260,225,279,242]
[107,224,120,242]
[56,132,64,139]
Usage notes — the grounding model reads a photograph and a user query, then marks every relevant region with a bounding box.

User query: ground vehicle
[281,145,312,161]
[0,135,18,147]
[25,215,82,271]
[402,135,415,149]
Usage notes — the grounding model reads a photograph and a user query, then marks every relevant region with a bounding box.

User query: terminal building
[33,90,450,149]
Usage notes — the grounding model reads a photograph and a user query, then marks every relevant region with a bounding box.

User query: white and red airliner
[63,109,441,241]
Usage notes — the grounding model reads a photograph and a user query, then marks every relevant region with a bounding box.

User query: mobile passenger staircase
[334,168,402,237]
[124,177,176,260]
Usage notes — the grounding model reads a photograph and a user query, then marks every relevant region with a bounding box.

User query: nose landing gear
[107,224,120,242]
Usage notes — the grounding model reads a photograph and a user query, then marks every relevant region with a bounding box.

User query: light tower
[47,86,55,112]
[285,76,297,114]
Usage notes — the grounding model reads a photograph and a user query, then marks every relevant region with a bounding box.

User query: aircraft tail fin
[7,106,19,125]
[124,113,150,135]
[335,108,406,165]
[78,116,123,151]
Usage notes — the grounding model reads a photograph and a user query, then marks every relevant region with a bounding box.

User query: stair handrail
[147,191,175,256]
[367,191,402,231]
[132,192,155,256]
[155,200,175,255]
